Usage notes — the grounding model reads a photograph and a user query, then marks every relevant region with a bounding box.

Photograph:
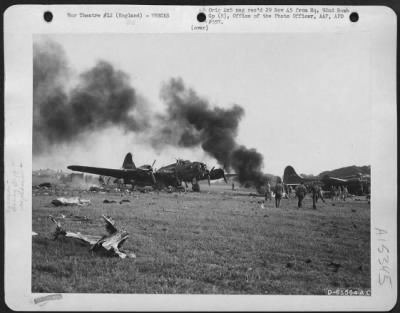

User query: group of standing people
[264,180,325,210]
[330,185,349,201]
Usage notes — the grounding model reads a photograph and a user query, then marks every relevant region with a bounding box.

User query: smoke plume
[33,40,270,188]
[154,78,244,168]
[33,40,148,155]
[155,78,268,187]
[231,146,268,187]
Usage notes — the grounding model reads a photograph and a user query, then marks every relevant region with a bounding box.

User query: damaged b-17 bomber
[68,152,230,192]
[38,154,231,260]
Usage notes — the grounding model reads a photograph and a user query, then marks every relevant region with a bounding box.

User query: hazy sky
[33,32,371,176]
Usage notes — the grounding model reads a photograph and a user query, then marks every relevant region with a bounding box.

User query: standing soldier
[337,185,343,201]
[284,184,289,199]
[311,183,324,209]
[265,181,272,202]
[295,181,307,209]
[330,185,335,201]
[318,186,325,203]
[288,185,293,199]
[343,186,348,201]
[274,179,284,208]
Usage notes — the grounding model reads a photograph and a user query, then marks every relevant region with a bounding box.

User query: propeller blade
[152,160,156,168]
[211,166,215,172]
[208,174,211,186]
[151,172,157,184]
[223,173,228,184]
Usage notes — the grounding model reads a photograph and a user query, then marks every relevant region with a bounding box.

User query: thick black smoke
[156,78,268,187]
[33,40,148,155]
[231,146,268,187]
[34,40,270,188]
[154,78,244,168]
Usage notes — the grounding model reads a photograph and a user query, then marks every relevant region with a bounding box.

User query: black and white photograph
[4,5,397,311]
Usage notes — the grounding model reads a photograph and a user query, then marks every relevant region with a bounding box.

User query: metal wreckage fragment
[48,214,136,259]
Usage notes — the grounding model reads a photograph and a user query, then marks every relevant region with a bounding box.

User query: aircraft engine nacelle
[122,178,132,185]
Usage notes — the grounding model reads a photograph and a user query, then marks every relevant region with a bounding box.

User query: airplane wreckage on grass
[48,214,136,259]
[68,152,230,192]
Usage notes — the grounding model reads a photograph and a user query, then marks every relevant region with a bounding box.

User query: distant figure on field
[274,180,284,208]
[295,181,307,209]
[337,185,343,201]
[232,183,235,191]
[342,186,348,201]
[265,182,272,202]
[288,185,293,199]
[331,186,337,202]
[311,183,324,209]
[283,184,289,199]
[318,187,325,203]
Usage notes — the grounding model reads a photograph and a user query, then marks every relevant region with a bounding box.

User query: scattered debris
[120,199,131,204]
[89,186,104,192]
[162,209,180,213]
[358,265,363,271]
[67,214,91,222]
[48,215,136,259]
[351,209,356,212]
[305,259,312,264]
[39,182,52,188]
[263,214,269,217]
[103,199,117,204]
[55,213,86,220]
[32,231,38,236]
[51,197,91,207]
[352,222,357,228]
[327,262,341,272]
[286,262,294,268]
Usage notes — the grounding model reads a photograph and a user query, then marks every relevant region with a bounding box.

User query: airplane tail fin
[283,166,303,184]
[122,153,136,169]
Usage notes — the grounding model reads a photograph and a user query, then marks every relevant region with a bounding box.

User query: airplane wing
[68,166,130,178]
[326,177,347,182]
[225,173,238,178]
[322,176,348,184]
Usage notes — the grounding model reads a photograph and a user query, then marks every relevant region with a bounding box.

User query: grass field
[32,183,370,294]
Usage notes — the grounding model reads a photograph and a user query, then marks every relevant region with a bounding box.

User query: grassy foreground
[32,185,370,294]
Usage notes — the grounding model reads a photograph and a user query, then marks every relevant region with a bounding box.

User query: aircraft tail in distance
[283,165,303,185]
[122,153,136,169]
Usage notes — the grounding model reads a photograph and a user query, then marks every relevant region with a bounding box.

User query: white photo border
[4,5,397,311]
